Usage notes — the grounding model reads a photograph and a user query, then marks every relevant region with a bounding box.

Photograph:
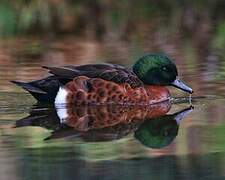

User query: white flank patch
[56,106,68,123]
[55,86,68,104]
[55,87,69,123]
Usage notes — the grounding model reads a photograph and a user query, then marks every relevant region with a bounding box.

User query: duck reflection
[15,101,193,149]
[135,106,193,149]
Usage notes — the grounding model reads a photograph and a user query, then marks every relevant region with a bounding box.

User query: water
[1,8,225,180]
[1,44,225,180]
[1,95,225,180]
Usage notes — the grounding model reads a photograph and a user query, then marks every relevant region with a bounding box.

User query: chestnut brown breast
[64,76,170,105]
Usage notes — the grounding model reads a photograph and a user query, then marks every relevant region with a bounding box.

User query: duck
[11,53,193,105]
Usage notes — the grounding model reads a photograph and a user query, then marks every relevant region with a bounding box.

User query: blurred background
[0,0,225,96]
[0,1,225,180]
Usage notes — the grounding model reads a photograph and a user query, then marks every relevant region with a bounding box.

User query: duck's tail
[11,80,46,94]
[10,80,58,103]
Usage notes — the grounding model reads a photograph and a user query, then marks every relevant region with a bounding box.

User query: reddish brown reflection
[60,101,171,131]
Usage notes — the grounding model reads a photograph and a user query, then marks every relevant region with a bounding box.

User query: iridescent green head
[133,54,193,93]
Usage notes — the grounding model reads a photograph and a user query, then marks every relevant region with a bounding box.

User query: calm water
[0,36,225,180]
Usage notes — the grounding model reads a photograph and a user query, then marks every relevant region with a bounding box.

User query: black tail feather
[10,80,46,94]
[10,80,57,103]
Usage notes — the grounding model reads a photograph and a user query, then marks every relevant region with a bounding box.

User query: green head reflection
[134,106,193,149]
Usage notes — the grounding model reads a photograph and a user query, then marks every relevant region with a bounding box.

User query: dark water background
[0,1,225,180]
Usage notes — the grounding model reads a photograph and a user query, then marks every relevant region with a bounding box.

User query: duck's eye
[162,66,167,71]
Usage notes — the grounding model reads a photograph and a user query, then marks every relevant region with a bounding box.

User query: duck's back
[11,63,143,103]
[44,63,143,87]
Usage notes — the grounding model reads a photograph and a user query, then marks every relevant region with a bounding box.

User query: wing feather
[43,64,143,87]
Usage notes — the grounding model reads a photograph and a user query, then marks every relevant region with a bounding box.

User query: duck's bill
[171,78,193,94]
[174,106,194,124]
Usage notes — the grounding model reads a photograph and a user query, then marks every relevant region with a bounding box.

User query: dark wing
[11,76,60,103]
[11,64,143,103]
[43,63,143,87]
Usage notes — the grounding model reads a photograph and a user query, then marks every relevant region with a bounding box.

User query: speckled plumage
[61,76,170,105]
